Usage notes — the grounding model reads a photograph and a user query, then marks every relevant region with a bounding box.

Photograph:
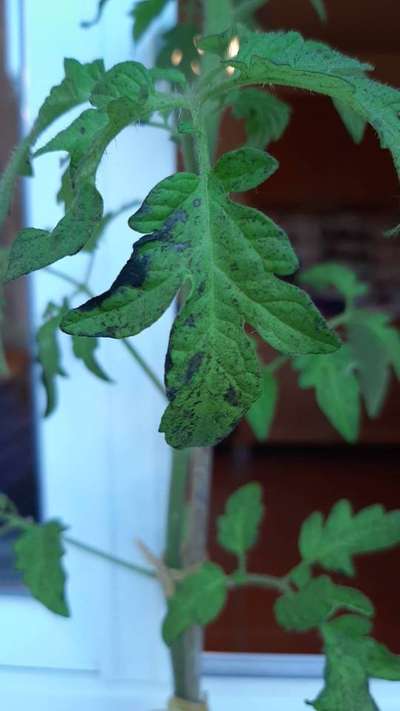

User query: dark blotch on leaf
[224,386,239,407]
[193,198,202,208]
[185,352,204,383]
[113,253,150,289]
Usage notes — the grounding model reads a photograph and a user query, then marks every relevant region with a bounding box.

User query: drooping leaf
[156,24,198,78]
[6,62,165,281]
[162,562,227,645]
[62,147,339,448]
[333,98,368,144]
[72,336,112,382]
[0,59,105,235]
[300,262,368,303]
[35,109,109,168]
[227,88,291,149]
[36,310,67,417]
[299,499,400,576]
[246,368,278,440]
[348,320,390,418]
[14,521,69,617]
[5,184,104,281]
[294,346,360,442]
[217,482,264,557]
[274,576,374,632]
[130,0,169,42]
[228,31,400,182]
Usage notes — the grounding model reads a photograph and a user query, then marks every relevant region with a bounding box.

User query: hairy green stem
[0,124,40,233]
[164,448,192,700]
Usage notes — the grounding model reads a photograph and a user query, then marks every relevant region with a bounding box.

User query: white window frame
[1,1,399,708]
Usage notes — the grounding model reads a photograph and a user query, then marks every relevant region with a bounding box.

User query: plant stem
[0,124,40,232]
[164,448,192,700]
[65,535,155,578]
[230,571,292,595]
[4,512,155,579]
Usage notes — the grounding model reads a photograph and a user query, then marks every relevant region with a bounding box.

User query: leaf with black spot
[6,62,160,281]
[61,147,339,448]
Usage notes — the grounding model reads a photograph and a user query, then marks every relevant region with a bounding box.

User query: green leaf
[62,148,339,448]
[299,499,400,576]
[310,614,400,710]
[309,0,327,22]
[131,0,169,42]
[90,61,153,111]
[246,368,278,440]
[348,320,390,418]
[227,88,291,149]
[309,617,380,711]
[229,31,400,182]
[300,262,368,302]
[72,336,112,382]
[156,24,198,78]
[350,310,400,380]
[6,62,162,281]
[5,183,103,281]
[217,482,264,557]
[35,109,109,168]
[162,562,227,645]
[14,521,69,617]
[213,146,279,192]
[36,58,105,134]
[294,346,360,442]
[333,99,367,144]
[0,494,17,516]
[36,310,67,417]
[149,67,187,87]
[274,576,374,632]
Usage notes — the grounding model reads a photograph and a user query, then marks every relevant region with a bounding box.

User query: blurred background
[0,0,399,659]
[207,0,400,656]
